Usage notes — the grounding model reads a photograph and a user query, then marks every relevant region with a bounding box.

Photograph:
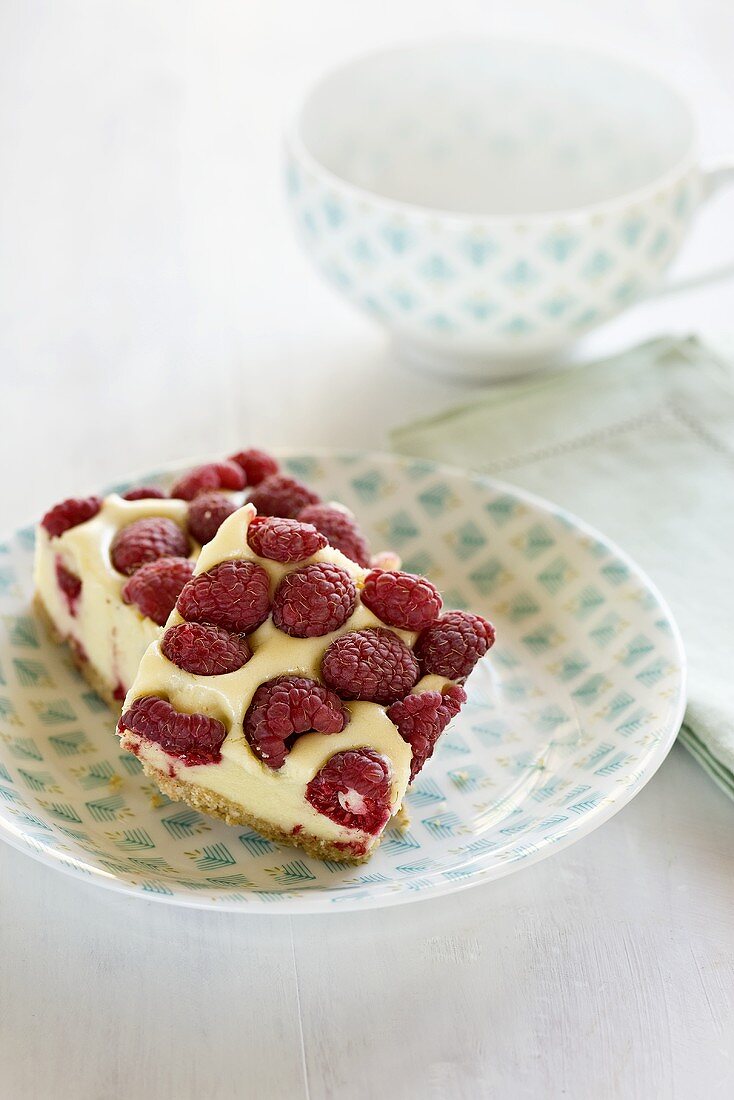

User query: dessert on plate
[33,450,382,710]
[117,500,495,862]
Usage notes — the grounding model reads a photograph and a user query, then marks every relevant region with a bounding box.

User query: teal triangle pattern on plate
[0,451,684,913]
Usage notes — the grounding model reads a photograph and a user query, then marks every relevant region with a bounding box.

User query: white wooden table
[1,3,733,1097]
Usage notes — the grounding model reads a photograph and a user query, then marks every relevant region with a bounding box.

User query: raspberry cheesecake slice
[117,503,494,862]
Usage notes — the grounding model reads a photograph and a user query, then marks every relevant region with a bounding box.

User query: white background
[1,2,733,1097]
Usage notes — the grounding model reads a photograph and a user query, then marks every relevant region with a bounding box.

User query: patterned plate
[0,452,685,913]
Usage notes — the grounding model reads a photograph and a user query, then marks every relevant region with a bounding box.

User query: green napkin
[393,336,734,799]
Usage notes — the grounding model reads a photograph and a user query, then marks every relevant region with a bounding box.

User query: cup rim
[286,37,699,225]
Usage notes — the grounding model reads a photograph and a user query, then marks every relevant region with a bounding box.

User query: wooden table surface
[1,2,733,1097]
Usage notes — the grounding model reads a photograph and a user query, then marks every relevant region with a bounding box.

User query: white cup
[285,40,734,379]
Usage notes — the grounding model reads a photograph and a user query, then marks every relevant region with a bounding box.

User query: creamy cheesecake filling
[34,495,197,696]
[122,504,451,848]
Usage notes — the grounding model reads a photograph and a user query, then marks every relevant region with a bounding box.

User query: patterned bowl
[0,452,685,913]
[285,41,733,378]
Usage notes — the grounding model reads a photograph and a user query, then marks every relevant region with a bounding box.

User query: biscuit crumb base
[137,757,379,865]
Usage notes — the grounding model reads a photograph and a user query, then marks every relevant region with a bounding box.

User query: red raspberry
[122,556,195,625]
[162,621,251,676]
[248,474,320,518]
[272,562,355,638]
[321,628,419,703]
[229,447,279,486]
[55,557,82,616]
[187,492,237,545]
[247,516,327,563]
[170,461,246,501]
[41,496,102,538]
[177,559,271,634]
[306,749,391,833]
[414,611,496,680]
[111,518,191,576]
[387,684,466,781]
[361,569,442,631]
[243,676,349,769]
[298,503,371,567]
[121,486,167,501]
[118,695,227,766]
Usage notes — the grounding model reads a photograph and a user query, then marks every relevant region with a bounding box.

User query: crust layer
[33,592,122,711]
[137,757,376,864]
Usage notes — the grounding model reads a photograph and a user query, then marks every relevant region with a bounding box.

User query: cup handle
[653,158,734,298]
[701,158,734,199]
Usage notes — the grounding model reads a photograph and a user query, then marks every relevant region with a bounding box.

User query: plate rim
[0,448,687,914]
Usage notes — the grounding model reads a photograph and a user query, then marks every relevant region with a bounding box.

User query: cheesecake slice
[117,503,494,862]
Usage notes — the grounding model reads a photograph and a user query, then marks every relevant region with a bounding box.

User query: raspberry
[111,518,191,576]
[247,516,327,563]
[361,569,442,631]
[414,611,495,680]
[162,621,251,676]
[177,560,271,634]
[170,461,246,501]
[118,695,227,766]
[229,447,279,486]
[387,684,466,781]
[121,557,195,625]
[306,749,391,833]
[249,474,320,518]
[55,557,82,616]
[321,628,419,703]
[41,496,102,538]
[243,676,349,769]
[121,486,167,501]
[298,503,371,567]
[272,562,355,638]
[187,492,237,545]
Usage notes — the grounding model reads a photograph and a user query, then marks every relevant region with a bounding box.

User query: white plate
[0,451,685,912]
